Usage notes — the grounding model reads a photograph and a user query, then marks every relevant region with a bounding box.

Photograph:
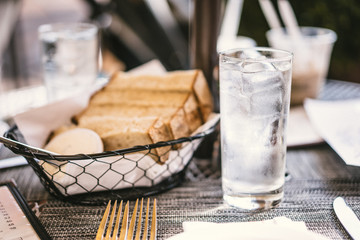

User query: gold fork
[96,198,157,240]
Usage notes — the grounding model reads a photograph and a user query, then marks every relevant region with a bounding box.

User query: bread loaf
[105,70,213,121]
[48,69,213,163]
[83,90,202,132]
[74,105,190,140]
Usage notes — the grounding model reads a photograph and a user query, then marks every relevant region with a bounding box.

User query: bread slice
[73,105,190,141]
[105,70,213,121]
[77,116,172,162]
[88,90,202,132]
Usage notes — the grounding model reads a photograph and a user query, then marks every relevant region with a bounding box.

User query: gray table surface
[1,80,360,239]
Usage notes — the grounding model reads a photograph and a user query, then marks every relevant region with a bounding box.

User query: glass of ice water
[219,47,293,210]
[38,22,99,102]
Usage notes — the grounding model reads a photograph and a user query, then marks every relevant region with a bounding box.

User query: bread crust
[74,105,191,143]
[78,116,172,162]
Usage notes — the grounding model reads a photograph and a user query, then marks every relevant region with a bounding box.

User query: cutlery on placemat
[96,198,157,240]
[333,197,360,240]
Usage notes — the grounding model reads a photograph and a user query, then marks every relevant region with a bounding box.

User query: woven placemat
[319,80,360,100]
[38,178,360,240]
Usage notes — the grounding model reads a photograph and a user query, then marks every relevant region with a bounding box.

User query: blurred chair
[0,0,22,130]
[84,0,190,71]
[0,0,22,58]
[0,0,23,86]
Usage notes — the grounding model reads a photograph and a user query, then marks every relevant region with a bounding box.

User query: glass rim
[219,47,293,63]
[266,26,337,43]
[38,22,98,33]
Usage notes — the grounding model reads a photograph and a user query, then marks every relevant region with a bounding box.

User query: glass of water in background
[219,48,293,210]
[38,22,99,102]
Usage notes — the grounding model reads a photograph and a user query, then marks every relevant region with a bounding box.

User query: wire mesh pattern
[1,119,219,205]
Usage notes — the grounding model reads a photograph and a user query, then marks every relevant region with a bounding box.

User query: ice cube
[262,114,285,147]
[241,63,283,94]
[240,61,276,73]
[220,67,251,115]
[249,85,284,116]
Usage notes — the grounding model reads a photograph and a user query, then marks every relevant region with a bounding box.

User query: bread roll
[44,127,104,155]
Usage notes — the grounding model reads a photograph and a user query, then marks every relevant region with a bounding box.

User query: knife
[333,197,360,240]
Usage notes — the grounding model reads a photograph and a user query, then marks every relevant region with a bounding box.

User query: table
[1,80,360,239]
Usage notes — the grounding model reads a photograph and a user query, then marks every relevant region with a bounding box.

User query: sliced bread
[105,70,213,121]
[77,116,172,162]
[73,105,190,140]
[88,90,202,132]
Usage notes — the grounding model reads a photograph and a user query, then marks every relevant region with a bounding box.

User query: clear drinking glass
[219,47,293,210]
[38,22,99,102]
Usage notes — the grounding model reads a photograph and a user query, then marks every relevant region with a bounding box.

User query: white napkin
[287,106,323,147]
[14,89,96,148]
[304,98,360,166]
[167,217,329,240]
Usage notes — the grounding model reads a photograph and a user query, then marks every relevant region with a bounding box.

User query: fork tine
[97,198,156,240]
[134,198,144,240]
[142,198,150,240]
[96,200,112,240]
[111,200,123,240]
[150,199,157,240]
[105,200,117,240]
[119,201,129,240]
[126,198,139,240]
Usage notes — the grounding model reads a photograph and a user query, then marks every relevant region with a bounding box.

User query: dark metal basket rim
[2,119,219,161]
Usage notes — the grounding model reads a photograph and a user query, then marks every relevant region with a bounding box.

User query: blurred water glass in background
[267,27,337,105]
[38,22,99,102]
[0,62,10,153]
[0,63,4,118]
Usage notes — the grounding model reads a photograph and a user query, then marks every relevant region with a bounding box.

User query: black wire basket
[1,118,219,205]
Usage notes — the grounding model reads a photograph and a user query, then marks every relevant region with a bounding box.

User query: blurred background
[240,0,360,84]
[1,0,360,92]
